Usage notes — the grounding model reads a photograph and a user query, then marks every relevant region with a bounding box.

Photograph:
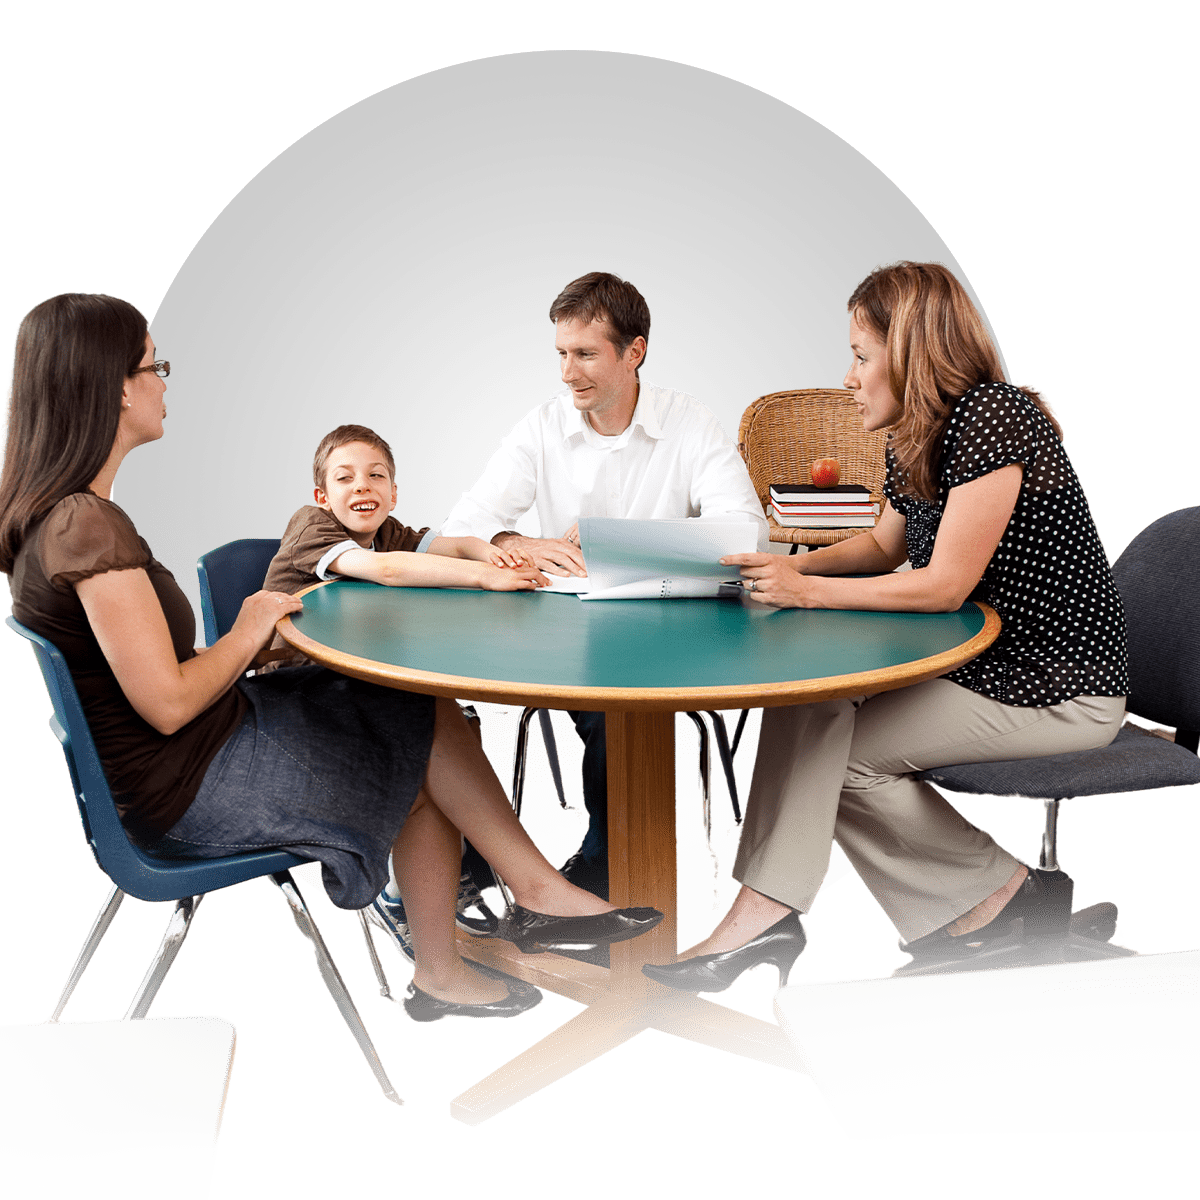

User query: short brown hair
[848,262,1061,500]
[549,272,651,371]
[312,424,396,491]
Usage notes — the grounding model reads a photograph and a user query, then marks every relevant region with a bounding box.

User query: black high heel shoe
[496,904,663,954]
[640,912,806,993]
[403,960,542,1022]
[900,867,1074,962]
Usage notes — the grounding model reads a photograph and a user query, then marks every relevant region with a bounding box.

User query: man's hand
[720,552,818,609]
[492,531,587,577]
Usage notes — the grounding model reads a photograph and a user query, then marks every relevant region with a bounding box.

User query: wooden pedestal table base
[451,931,806,1118]
[450,710,802,1125]
[276,583,999,1123]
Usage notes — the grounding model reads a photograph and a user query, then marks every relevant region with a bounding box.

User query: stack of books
[769,484,879,528]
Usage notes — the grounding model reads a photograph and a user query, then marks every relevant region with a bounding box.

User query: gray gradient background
[128,52,972,602]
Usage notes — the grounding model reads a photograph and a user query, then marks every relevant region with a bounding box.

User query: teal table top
[280,581,998,711]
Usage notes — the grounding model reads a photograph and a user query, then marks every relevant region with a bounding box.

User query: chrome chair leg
[1040,799,1061,871]
[50,884,125,1022]
[685,711,712,842]
[125,893,202,1020]
[511,706,538,816]
[357,908,393,1000]
[706,710,742,824]
[272,870,402,1106]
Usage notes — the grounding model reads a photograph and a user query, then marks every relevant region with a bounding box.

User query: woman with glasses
[1,293,661,1022]
[642,262,1129,990]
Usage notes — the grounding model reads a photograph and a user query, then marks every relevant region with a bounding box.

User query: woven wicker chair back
[737,389,889,546]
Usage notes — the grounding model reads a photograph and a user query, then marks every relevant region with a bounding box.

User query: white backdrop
[121,50,977,603]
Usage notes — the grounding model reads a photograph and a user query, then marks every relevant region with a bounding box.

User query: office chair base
[1060,935,1138,962]
[888,940,1065,979]
[892,878,1132,979]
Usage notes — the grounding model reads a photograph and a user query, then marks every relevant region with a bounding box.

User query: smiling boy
[264,423,546,601]
[262,423,545,952]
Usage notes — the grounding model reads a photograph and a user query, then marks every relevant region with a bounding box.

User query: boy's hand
[486,543,525,568]
[458,536,526,568]
[482,564,549,591]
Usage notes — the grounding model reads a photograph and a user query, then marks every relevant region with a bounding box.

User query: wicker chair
[738,388,888,550]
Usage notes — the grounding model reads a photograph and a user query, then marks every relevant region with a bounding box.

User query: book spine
[772,515,876,527]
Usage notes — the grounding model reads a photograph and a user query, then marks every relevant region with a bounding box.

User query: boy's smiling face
[315,440,398,547]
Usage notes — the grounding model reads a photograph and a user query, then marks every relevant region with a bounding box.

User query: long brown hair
[0,294,148,574]
[848,262,1061,500]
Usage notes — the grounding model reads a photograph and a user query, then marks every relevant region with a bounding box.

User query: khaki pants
[733,679,1125,941]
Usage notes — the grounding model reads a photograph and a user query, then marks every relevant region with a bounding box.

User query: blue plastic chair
[7,614,401,1104]
[910,507,1200,969]
[197,537,281,649]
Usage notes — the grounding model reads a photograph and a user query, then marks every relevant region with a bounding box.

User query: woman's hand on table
[722,553,821,608]
[233,589,303,647]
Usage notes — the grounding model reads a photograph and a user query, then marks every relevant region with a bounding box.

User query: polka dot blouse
[884,382,1130,707]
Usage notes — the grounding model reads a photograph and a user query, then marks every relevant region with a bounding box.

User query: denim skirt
[154,665,436,909]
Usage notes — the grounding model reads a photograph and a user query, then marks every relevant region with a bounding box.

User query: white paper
[540,517,758,600]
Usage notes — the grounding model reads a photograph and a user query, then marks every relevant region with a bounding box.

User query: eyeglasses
[132,360,171,378]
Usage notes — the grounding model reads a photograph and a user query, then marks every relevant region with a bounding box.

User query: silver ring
[747,579,757,592]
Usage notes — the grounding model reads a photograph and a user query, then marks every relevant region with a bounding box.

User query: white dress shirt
[441,382,768,548]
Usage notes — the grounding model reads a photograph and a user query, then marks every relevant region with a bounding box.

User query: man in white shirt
[443,272,766,898]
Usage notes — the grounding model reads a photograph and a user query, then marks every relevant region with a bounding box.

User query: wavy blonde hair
[848,262,1060,500]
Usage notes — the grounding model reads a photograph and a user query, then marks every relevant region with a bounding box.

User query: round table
[279,582,999,1122]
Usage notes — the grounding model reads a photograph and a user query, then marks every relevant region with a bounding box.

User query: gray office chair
[907,507,1200,971]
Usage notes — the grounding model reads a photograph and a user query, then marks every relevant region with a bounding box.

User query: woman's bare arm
[724,464,1022,612]
[786,502,910,577]
[76,568,302,735]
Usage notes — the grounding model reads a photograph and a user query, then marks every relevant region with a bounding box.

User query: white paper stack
[543,517,759,599]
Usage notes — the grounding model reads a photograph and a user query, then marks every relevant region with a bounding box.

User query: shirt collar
[562,381,663,445]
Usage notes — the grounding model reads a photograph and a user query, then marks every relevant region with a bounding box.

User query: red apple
[810,457,841,487]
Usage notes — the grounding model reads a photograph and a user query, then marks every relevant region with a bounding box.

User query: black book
[770,483,871,503]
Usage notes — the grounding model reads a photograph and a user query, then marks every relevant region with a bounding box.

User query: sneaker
[456,871,499,937]
[367,890,415,961]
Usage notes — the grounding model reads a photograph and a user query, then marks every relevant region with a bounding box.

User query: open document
[544,517,759,600]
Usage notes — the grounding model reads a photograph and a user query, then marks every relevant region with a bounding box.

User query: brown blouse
[10,492,247,840]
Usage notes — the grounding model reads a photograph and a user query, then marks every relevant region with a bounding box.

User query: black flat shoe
[403,960,541,1022]
[495,904,663,954]
[641,912,806,993]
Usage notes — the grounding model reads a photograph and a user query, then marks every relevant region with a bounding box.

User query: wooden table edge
[275,585,1000,711]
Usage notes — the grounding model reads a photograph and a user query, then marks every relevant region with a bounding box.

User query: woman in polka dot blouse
[643,262,1130,992]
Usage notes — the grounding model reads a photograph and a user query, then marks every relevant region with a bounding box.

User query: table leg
[451,707,799,1123]
[605,709,677,993]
